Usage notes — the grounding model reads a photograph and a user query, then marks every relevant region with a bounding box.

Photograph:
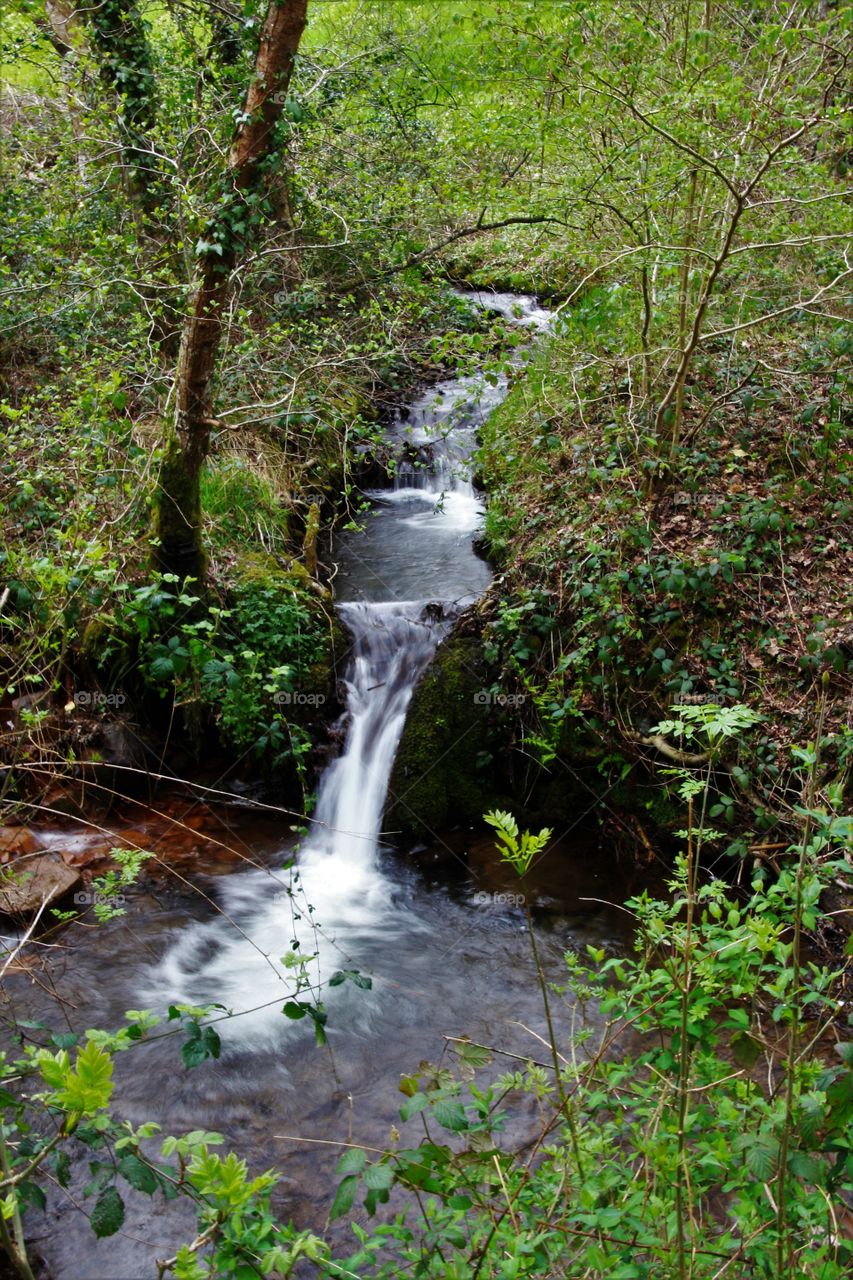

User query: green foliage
[318,767,852,1279]
[483,809,551,876]
[0,1008,338,1276]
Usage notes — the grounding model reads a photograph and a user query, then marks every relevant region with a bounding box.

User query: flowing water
[152,292,553,1049]
[3,293,653,1277]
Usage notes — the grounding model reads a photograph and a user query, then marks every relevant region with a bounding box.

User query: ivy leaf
[90,1186,125,1238]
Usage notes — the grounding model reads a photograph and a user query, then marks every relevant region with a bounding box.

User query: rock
[0,827,38,861]
[420,601,446,622]
[38,783,88,818]
[78,721,149,800]
[11,689,51,721]
[386,624,501,838]
[0,853,83,916]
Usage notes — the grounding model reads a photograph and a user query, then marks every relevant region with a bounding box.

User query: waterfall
[304,602,453,875]
[149,292,552,1047]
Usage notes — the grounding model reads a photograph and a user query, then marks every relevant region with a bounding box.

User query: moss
[386,630,500,839]
[153,432,206,585]
[231,548,318,590]
[79,616,113,660]
[302,501,321,577]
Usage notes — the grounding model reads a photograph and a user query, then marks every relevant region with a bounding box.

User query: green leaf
[90,1186,125,1238]
[745,1134,780,1181]
[400,1092,429,1122]
[336,1148,367,1176]
[432,1097,468,1132]
[181,1040,206,1070]
[17,1180,46,1213]
[118,1154,158,1195]
[330,1175,358,1220]
[54,1152,71,1188]
[328,968,371,989]
[789,1151,825,1183]
[452,1038,492,1072]
[52,1040,114,1116]
[149,655,174,681]
[731,1032,760,1070]
[363,1162,394,1192]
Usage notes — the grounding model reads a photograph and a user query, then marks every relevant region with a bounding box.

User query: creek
[6,293,652,1277]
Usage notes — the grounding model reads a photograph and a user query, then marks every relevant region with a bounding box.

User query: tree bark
[156,0,309,583]
[84,0,161,217]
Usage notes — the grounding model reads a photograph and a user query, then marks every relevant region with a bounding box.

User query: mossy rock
[230,548,331,600]
[80,616,115,660]
[386,628,502,840]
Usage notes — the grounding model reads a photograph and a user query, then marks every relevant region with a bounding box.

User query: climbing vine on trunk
[156,0,309,584]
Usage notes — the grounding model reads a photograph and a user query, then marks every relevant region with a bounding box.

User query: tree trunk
[155,0,309,583]
[85,0,161,218]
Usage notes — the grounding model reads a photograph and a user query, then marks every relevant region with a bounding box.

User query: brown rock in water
[0,827,38,861]
[0,854,83,916]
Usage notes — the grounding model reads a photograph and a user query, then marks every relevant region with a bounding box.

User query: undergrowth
[477,294,853,858]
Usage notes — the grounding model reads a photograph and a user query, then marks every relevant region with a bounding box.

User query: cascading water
[152,603,452,1045]
[150,292,553,1044]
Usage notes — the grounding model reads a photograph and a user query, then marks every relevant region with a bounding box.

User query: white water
[152,602,450,1046]
[149,292,552,1045]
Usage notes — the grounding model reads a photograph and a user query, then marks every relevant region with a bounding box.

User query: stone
[0,827,38,860]
[0,853,83,916]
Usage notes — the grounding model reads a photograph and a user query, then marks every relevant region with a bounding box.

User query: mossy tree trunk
[84,0,162,219]
[155,0,309,584]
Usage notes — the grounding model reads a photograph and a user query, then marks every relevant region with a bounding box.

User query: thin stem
[0,1128,35,1280]
[524,899,585,1180]
[675,795,696,1280]
[775,680,828,1278]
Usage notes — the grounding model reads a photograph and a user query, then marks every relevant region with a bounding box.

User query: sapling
[483,810,586,1175]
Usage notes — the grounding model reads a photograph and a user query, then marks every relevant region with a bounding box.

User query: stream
[5,293,652,1278]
